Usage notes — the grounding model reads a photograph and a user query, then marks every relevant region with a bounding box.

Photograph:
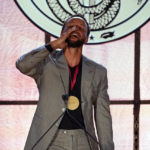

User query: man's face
[62,17,88,47]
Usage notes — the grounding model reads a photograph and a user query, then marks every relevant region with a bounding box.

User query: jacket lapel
[55,52,96,107]
[55,52,96,106]
[81,56,96,114]
[81,56,96,99]
[55,51,69,95]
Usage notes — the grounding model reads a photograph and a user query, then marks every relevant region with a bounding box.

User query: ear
[60,29,64,36]
[84,36,88,43]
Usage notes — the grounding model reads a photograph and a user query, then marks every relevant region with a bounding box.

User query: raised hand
[50,26,76,50]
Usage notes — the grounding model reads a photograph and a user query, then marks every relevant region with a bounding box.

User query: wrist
[50,41,58,50]
[45,43,54,53]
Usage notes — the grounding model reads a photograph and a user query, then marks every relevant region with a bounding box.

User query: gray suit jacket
[16,45,114,150]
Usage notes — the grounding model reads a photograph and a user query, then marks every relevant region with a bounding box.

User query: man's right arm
[16,45,52,79]
[16,27,76,78]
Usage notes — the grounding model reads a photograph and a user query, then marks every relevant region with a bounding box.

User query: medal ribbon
[69,65,79,91]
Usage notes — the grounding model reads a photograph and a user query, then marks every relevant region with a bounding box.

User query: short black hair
[61,14,90,36]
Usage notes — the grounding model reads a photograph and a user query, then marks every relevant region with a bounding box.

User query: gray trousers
[49,129,91,150]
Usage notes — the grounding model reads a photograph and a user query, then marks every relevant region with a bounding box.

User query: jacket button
[62,108,66,112]
[63,130,67,134]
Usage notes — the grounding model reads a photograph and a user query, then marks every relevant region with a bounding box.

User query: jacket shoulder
[82,55,107,72]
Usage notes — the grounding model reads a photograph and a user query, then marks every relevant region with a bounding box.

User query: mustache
[66,38,84,48]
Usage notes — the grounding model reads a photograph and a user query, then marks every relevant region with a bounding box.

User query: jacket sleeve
[16,45,50,79]
[94,68,114,150]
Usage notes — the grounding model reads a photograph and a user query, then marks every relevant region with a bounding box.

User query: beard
[66,38,84,48]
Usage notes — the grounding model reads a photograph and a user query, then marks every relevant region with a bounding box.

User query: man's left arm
[94,68,114,150]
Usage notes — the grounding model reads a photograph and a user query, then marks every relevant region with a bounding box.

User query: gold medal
[67,96,79,110]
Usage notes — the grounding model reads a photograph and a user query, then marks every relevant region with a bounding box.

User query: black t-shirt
[59,59,85,129]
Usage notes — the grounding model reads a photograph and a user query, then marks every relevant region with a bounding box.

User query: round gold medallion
[67,96,79,110]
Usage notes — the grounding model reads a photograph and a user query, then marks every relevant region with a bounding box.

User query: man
[16,15,114,150]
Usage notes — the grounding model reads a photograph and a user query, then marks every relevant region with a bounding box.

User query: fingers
[67,26,76,35]
[54,26,76,49]
[62,26,76,39]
